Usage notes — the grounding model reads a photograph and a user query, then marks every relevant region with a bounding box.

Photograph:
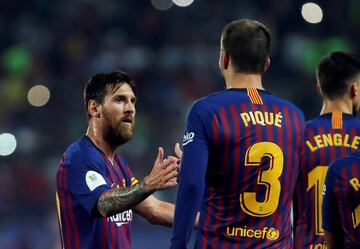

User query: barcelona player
[293,52,360,249]
[323,150,360,249]
[170,19,305,248]
[56,71,181,249]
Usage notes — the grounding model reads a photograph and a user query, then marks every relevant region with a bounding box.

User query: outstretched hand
[143,147,180,192]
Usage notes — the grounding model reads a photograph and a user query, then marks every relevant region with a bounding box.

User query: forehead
[106,83,135,98]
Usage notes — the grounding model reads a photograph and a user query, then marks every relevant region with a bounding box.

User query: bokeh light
[172,0,194,7]
[301,2,323,24]
[27,85,51,107]
[151,0,173,11]
[0,133,17,156]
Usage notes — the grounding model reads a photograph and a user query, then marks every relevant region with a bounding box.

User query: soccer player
[56,71,181,249]
[322,150,360,249]
[293,52,360,249]
[170,19,305,248]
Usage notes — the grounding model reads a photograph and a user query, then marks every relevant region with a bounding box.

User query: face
[100,83,136,146]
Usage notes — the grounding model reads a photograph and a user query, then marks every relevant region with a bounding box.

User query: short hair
[317,52,360,100]
[84,71,136,113]
[221,19,271,74]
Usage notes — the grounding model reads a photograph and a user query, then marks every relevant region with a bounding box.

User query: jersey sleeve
[65,154,111,217]
[170,101,210,249]
[322,164,340,232]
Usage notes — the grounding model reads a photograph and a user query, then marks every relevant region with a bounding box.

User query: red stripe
[200,115,219,248]
[243,103,255,249]
[272,104,283,243]
[111,221,116,249]
[57,158,72,249]
[260,104,273,247]
[282,107,293,238]
[65,168,81,249]
[59,163,73,249]
[212,114,219,145]
[102,218,107,249]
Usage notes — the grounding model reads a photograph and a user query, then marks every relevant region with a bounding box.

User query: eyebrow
[112,94,137,102]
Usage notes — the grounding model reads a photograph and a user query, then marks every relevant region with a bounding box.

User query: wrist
[141,177,155,194]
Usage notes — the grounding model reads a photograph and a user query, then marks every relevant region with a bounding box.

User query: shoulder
[62,136,103,170]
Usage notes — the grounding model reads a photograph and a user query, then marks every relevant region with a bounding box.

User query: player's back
[323,151,360,249]
[294,113,360,249]
[195,88,304,248]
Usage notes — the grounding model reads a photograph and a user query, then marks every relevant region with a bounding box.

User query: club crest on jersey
[85,171,106,191]
[183,131,195,146]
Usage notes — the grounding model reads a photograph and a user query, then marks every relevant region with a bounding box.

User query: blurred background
[0,0,358,248]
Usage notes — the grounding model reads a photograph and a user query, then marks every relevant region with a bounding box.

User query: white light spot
[172,0,194,7]
[151,0,173,11]
[301,2,323,24]
[0,133,17,156]
[27,85,51,107]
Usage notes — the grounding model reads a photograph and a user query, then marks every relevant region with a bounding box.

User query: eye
[114,96,126,103]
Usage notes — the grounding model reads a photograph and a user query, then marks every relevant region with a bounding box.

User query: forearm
[97,180,153,217]
[151,200,175,227]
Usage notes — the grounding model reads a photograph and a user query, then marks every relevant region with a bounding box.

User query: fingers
[175,142,183,159]
[155,147,164,165]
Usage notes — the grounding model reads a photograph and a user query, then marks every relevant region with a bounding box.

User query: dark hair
[317,52,360,100]
[84,71,136,113]
[221,19,271,74]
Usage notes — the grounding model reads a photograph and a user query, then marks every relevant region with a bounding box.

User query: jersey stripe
[332,112,343,129]
[247,88,263,105]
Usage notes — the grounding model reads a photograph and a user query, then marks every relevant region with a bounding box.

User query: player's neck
[225,72,264,90]
[320,98,353,115]
[86,126,117,165]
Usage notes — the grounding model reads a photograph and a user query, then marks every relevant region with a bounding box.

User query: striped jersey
[56,135,138,249]
[323,150,360,249]
[293,113,360,249]
[170,88,305,249]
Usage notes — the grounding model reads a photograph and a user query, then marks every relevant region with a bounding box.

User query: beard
[104,119,135,146]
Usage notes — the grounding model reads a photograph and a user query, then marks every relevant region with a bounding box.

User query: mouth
[121,117,133,124]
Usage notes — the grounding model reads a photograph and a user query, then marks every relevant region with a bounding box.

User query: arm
[97,148,179,217]
[134,195,175,227]
[170,103,209,249]
[134,191,200,228]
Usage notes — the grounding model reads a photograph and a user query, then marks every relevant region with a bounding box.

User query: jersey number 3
[240,142,284,217]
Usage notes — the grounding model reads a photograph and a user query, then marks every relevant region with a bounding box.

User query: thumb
[175,143,183,159]
[155,147,164,164]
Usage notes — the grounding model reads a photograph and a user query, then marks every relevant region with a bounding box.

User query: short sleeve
[65,155,111,217]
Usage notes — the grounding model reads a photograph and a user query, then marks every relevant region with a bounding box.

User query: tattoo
[97,180,152,217]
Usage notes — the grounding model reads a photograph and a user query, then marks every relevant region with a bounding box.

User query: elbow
[97,197,109,217]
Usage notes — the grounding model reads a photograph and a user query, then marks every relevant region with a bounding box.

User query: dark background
[0,0,358,248]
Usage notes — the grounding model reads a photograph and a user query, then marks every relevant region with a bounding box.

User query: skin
[317,81,360,116]
[86,83,180,226]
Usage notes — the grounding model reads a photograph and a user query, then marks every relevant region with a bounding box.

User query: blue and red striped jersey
[56,135,138,249]
[293,113,360,249]
[323,150,360,249]
[170,88,305,249]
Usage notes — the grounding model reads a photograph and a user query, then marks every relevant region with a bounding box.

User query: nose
[124,100,135,114]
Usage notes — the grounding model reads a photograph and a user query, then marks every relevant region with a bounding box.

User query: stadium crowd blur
[0,0,359,248]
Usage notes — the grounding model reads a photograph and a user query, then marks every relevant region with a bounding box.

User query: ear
[316,83,323,96]
[223,51,230,70]
[87,100,101,118]
[350,82,359,98]
[264,57,271,72]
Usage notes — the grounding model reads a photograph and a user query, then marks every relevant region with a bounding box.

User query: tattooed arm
[97,147,179,217]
